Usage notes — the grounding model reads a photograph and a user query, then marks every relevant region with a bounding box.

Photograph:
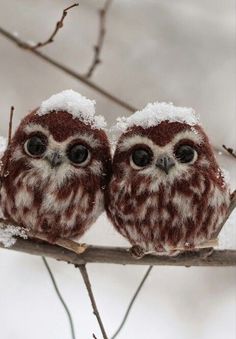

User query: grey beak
[47,152,62,168]
[156,154,175,174]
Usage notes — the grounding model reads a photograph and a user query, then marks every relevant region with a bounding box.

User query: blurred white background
[0,1,235,338]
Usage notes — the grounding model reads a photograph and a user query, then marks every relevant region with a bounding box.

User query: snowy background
[0,1,235,338]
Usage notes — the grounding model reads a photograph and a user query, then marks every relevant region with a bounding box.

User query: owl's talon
[129,245,146,259]
[201,247,214,259]
[199,247,214,259]
[75,243,88,254]
[54,239,88,254]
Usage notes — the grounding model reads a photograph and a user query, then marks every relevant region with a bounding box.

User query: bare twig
[30,4,79,50]
[79,265,108,339]
[223,145,236,159]
[42,257,76,339]
[111,266,153,339]
[0,27,136,112]
[86,0,112,78]
[8,106,14,146]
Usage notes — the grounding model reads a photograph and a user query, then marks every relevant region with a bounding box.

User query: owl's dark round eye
[67,144,90,165]
[25,136,47,157]
[131,148,152,168]
[175,145,196,163]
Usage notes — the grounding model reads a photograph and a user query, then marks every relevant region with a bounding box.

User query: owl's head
[7,90,111,186]
[112,102,221,186]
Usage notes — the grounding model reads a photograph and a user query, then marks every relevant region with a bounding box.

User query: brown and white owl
[0,90,111,241]
[105,102,230,255]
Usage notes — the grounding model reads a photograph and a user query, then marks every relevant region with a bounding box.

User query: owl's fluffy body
[106,121,230,254]
[0,111,111,240]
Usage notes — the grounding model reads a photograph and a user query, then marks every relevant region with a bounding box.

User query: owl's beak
[47,152,62,168]
[156,155,175,174]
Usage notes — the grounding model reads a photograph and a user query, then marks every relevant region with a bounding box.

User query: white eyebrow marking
[171,130,203,145]
[118,129,203,152]
[72,133,101,148]
[24,124,49,136]
[118,135,155,151]
[24,124,102,150]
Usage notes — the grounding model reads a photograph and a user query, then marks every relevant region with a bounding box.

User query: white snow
[115,102,199,133]
[0,223,27,248]
[37,90,107,129]
[0,143,26,238]
[221,168,231,186]
[0,136,7,157]
[219,210,236,249]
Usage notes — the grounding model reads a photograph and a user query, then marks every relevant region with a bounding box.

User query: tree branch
[8,106,14,146]
[223,145,236,159]
[79,265,108,339]
[0,238,236,266]
[30,3,79,50]
[0,27,136,112]
[85,0,112,78]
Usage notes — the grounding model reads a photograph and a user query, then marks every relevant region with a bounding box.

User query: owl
[0,90,111,241]
[105,102,230,255]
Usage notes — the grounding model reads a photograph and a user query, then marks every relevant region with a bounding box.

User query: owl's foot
[56,240,88,254]
[199,247,214,259]
[129,245,146,259]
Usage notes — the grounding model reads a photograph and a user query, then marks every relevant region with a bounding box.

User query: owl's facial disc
[156,154,175,174]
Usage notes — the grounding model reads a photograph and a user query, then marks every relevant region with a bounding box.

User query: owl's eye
[25,136,47,157]
[131,148,152,168]
[175,145,196,163]
[67,144,90,165]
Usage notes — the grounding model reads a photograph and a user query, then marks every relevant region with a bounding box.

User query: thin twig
[8,106,14,146]
[111,266,153,339]
[30,4,79,50]
[0,27,136,112]
[79,265,108,339]
[223,145,236,159]
[42,257,76,339]
[86,0,112,78]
